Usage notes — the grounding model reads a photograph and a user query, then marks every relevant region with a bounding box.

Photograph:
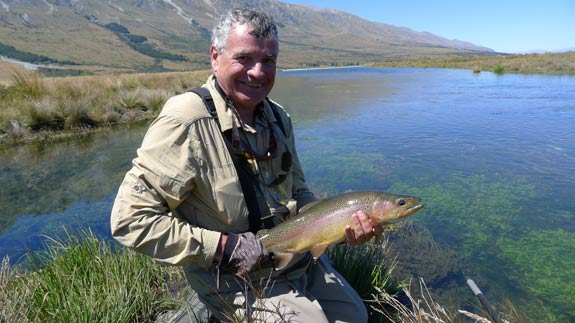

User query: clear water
[1,67,574,319]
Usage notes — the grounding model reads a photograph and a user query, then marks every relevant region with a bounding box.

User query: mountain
[0,0,494,73]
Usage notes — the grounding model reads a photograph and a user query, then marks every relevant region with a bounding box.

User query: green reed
[0,229,179,323]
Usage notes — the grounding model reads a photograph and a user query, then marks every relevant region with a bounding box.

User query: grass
[0,67,210,145]
[370,51,575,75]
[1,227,557,323]
[0,229,181,323]
[326,238,402,322]
[373,277,460,323]
[374,279,562,323]
[2,50,572,145]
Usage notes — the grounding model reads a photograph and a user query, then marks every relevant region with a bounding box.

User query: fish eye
[397,199,406,206]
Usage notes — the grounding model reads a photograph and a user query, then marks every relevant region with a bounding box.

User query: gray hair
[211,9,278,53]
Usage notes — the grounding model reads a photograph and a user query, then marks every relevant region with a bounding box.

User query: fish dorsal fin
[299,201,319,213]
[272,252,294,270]
[310,244,329,259]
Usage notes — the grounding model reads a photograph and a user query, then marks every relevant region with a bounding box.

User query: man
[111,8,381,322]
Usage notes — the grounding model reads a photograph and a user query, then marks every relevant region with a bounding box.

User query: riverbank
[369,51,575,75]
[2,51,574,146]
[0,68,210,146]
[1,229,395,322]
[1,229,513,323]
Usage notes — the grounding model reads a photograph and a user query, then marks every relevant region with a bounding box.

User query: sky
[281,0,575,53]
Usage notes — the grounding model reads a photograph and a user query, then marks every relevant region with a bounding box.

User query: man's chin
[234,92,268,108]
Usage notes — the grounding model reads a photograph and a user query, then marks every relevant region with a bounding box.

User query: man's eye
[236,56,249,63]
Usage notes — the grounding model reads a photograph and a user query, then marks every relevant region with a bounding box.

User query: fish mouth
[405,204,424,216]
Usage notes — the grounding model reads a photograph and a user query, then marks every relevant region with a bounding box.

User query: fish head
[371,193,423,224]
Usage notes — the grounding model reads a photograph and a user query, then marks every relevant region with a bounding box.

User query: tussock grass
[9,68,46,99]
[0,229,180,323]
[2,50,571,144]
[328,241,395,298]
[327,238,400,322]
[0,256,38,323]
[0,69,210,144]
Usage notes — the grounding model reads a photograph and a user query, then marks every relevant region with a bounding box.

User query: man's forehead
[227,29,278,56]
[232,48,278,57]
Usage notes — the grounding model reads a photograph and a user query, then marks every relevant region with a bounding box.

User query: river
[1,67,574,320]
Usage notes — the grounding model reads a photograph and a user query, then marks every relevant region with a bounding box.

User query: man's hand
[218,232,272,275]
[344,210,383,246]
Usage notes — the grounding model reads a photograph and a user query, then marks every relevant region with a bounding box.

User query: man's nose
[248,62,265,78]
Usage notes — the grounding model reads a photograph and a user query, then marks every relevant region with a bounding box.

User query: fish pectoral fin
[256,229,268,239]
[272,252,294,271]
[298,201,319,213]
[310,244,329,259]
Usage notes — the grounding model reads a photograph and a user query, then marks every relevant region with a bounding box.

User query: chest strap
[189,87,276,233]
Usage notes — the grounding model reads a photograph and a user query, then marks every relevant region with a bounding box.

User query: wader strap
[189,87,274,232]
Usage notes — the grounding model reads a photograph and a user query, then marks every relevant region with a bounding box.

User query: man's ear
[210,45,219,72]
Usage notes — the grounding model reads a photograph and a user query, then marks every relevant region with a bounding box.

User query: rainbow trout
[257,191,423,269]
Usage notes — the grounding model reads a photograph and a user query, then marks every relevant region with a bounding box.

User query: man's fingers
[345,225,358,245]
[356,211,372,235]
[347,211,373,245]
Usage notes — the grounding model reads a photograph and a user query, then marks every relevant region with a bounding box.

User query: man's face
[210,23,278,111]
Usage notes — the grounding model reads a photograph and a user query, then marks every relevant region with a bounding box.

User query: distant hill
[0,0,494,73]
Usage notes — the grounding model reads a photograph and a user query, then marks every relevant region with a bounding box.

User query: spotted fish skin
[257,191,423,269]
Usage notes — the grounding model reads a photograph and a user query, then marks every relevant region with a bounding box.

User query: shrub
[494,65,505,75]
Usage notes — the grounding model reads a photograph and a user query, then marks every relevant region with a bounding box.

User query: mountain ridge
[0,0,494,72]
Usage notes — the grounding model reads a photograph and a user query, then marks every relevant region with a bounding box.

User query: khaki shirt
[110,75,316,274]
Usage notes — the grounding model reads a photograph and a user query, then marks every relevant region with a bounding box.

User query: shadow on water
[272,68,397,123]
